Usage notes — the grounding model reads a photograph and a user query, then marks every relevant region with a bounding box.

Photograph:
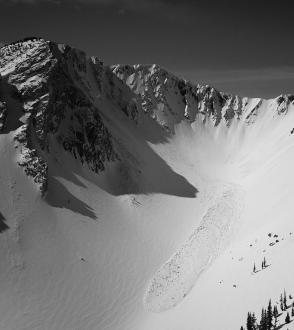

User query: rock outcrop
[0,38,116,193]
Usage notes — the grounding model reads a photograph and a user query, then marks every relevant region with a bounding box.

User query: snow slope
[0,38,294,330]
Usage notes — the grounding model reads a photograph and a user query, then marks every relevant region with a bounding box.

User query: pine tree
[247,312,253,330]
[292,307,294,317]
[267,299,273,329]
[263,257,266,268]
[273,305,279,318]
[252,313,257,330]
[285,311,291,324]
[260,308,267,330]
[273,305,278,317]
[280,294,284,311]
[259,309,264,330]
[273,305,278,329]
[284,289,288,310]
[253,263,256,273]
[240,326,244,330]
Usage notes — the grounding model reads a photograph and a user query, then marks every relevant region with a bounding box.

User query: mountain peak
[0,38,116,193]
[0,38,293,195]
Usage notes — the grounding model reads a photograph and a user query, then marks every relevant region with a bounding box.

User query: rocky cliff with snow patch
[0,38,293,194]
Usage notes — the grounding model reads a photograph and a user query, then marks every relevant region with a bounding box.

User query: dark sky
[0,0,294,98]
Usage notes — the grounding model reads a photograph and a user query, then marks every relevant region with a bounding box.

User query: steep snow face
[1,38,294,330]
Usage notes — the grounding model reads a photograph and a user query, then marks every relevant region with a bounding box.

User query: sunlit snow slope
[0,38,294,330]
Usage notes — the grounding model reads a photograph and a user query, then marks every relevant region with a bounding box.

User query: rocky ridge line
[0,38,294,194]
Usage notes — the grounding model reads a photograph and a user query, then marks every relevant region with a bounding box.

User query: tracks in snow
[143,183,244,312]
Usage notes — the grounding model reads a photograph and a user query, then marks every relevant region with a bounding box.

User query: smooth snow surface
[2,111,294,330]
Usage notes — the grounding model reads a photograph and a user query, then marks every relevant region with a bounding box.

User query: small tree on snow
[267,299,273,329]
[292,307,294,317]
[273,305,279,328]
[253,263,256,273]
[259,308,267,330]
[247,312,255,330]
[273,305,279,317]
[280,294,285,311]
[261,258,265,269]
[285,312,291,324]
[251,313,257,329]
[284,289,288,310]
[246,312,251,330]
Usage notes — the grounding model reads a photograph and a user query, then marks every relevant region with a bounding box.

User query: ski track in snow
[144,183,244,312]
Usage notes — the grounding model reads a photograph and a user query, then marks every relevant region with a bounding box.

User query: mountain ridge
[1,37,293,196]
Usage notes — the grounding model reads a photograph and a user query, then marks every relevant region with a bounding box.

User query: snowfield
[0,39,294,330]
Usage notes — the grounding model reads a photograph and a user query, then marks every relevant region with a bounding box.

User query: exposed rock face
[0,101,7,132]
[0,78,7,132]
[111,64,246,129]
[0,38,116,193]
[276,95,294,115]
[0,38,293,194]
[111,64,294,130]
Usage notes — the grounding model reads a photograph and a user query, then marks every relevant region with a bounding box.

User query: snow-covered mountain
[0,37,294,330]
